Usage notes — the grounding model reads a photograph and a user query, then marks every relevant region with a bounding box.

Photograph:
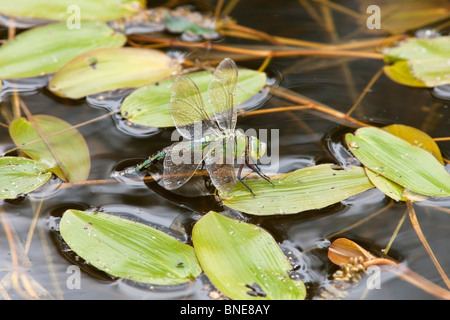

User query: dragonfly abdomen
[114,148,168,176]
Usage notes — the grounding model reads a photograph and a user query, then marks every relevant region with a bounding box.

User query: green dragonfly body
[115,58,272,195]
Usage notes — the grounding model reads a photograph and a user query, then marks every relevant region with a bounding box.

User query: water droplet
[432,84,450,100]
[415,28,441,39]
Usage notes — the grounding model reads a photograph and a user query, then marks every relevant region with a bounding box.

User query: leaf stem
[128,35,384,60]
[346,67,384,117]
[406,200,450,289]
[383,210,407,255]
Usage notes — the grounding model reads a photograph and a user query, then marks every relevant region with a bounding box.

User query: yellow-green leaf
[365,167,405,201]
[49,48,181,99]
[382,124,444,164]
[60,210,202,285]
[358,0,450,34]
[192,211,306,300]
[9,115,90,182]
[121,68,267,128]
[0,0,144,22]
[384,36,450,87]
[346,127,450,197]
[383,62,426,87]
[221,164,375,215]
[0,157,52,199]
[0,22,126,79]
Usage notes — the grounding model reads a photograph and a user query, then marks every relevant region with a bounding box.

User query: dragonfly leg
[245,159,274,186]
[250,163,274,186]
[237,163,256,197]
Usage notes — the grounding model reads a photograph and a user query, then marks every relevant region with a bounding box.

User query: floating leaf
[365,167,405,201]
[49,47,181,99]
[0,157,52,199]
[328,238,376,266]
[384,36,450,87]
[121,69,267,127]
[328,238,397,270]
[382,124,444,164]
[60,210,202,285]
[192,211,306,300]
[9,115,90,182]
[383,61,426,87]
[221,164,374,215]
[346,127,450,197]
[366,124,444,201]
[359,0,450,34]
[0,0,144,22]
[0,22,126,79]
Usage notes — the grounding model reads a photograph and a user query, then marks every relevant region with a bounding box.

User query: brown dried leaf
[328,238,376,266]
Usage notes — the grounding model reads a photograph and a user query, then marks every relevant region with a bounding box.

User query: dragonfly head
[248,136,267,161]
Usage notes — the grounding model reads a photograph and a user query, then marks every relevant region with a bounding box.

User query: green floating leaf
[0,22,126,79]
[49,47,181,99]
[383,61,426,87]
[0,157,51,199]
[0,0,144,21]
[60,210,202,285]
[121,69,267,127]
[384,36,450,87]
[346,127,450,197]
[383,124,444,164]
[9,115,90,182]
[193,211,306,300]
[365,167,405,201]
[221,164,374,215]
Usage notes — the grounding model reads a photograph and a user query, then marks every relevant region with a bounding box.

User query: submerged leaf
[121,69,267,127]
[60,210,202,285]
[9,115,90,182]
[384,36,450,87]
[49,47,181,99]
[165,12,216,37]
[0,157,52,199]
[0,0,144,21]
[346,127,450,197]
[192,211,306,300]
[221,164,374,215]
[0,22,126,79]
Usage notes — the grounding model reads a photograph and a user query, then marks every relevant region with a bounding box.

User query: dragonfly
[114,58,273,196]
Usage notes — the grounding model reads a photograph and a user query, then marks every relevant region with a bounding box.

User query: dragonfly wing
[162,141,203,190]
[170,75,219,140]
[207,58,238,131]
[204,136,237,194]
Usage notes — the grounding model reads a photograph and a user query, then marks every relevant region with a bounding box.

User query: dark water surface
[0,0,449,300]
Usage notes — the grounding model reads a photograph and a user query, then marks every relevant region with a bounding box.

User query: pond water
[0,0,449,300]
